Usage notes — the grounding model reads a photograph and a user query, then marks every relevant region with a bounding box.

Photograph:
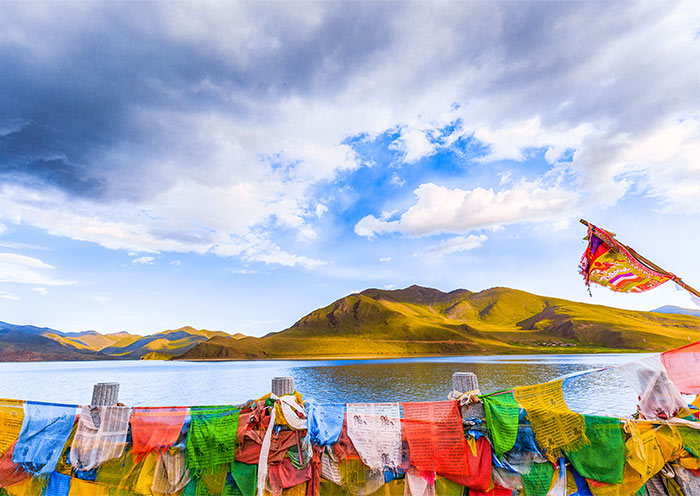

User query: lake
[0,354,647,417]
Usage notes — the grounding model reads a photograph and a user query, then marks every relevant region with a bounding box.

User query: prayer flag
[0,399,25,457]
[401,401,469,474]
[660,340,700,395]
[345,403,402,471]
[513,379,588,460]
[71,405,131,471]
[480,392,520,456]
[563,415,624,484]
[579,223,671,294]
[186,406,240,475]
[306,401,344,446]
[130,406,188,460]
[12,401,77,476]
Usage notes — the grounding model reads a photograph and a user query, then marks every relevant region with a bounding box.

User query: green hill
[99,326,239,359]
[176,285,700,360]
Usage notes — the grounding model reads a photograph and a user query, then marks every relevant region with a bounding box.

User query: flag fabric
[660,340,700,395]
[130,406,188,460]
[579,224,671,293]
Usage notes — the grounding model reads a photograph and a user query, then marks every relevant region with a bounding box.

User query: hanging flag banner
[579,223,671,294]
[660,340,700,395]
[616,355,686,420]
[130,406,188,460]
[12,401,78,476]
[0,399,25,457]
[401,401,469,474]
[70,405,131,471]
[346,403,402,471]
[513,379,588,459]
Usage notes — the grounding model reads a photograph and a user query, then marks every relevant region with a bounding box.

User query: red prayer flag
[130,406,188,459]
[401,401,469,475]
[441,436,493,491]
[579,224,671,294]
[661,340,700,394]
[0,442,31,487]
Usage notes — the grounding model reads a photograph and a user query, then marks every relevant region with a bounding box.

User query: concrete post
[90,382,119,429]
[91,382,119,406]
[271,376,294,396]
[452,372,479,394]
[451,372,485,420]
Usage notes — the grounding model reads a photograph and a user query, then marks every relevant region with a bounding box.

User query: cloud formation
[0,253,75,286]
[356,181,576,237]
[0,0,696,263]
[423,235,488,256]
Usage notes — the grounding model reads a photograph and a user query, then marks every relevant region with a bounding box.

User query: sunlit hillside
[177,285,700,360]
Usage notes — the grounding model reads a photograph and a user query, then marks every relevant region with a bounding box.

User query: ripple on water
[0,354,644,416]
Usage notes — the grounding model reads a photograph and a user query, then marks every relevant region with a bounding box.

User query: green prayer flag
[678,426,700,458]
[186,406,240,475]
[522,462,554,496]
[564,415,624,484]
[481,392,520,455]
[231,460,257,496]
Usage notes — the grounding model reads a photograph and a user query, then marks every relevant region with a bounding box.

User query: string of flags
[0,339,699,496]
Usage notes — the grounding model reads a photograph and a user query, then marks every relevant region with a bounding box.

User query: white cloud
[0,253,75,286]
[315,204,328,218]
[384,284,395,290]
[170,260,181,266]
[297,228,317,242]
[379,257,391,262]
[356,180,576,237]
[132,256,155,265]
[390,173,405,187]
[0,291,19,301]
[0,0,697,262]
[391,129,435,163]
[253,248,325,269]
[228,268,257,274]
[354,215,400,237]
[91,295,111,304]
[423,234,488,256]
[32,287,49,295]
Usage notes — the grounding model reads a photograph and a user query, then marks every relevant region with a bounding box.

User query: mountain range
[2,285,699,361]
[0,322,246,361]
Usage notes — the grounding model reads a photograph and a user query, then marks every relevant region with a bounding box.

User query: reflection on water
[0,354,646,417]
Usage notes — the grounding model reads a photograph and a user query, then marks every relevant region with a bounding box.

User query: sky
[0,1,698,337]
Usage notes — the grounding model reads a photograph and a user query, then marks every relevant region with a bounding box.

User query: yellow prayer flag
[513,379,587,459]
[0,398,25,457]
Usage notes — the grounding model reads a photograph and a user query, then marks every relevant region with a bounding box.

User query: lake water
[0,354,648,417]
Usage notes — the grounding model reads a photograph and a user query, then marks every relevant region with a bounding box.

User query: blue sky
[0,1,698,336]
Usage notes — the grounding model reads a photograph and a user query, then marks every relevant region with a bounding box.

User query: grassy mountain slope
[0,328,113,361]
[177,285,700,360]
[0,321,245,361]
[99,326,237,359]
[62,331,134,351]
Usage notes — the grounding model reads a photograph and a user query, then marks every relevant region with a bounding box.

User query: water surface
[0,354,645,416]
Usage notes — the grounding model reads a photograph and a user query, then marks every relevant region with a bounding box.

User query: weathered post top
[451,372,484,420]
[452,372,479,394]
[271,376,294,396]
[91,382,120,406]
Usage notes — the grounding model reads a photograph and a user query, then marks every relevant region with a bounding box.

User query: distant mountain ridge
[652,305,700,318]
[0,321,246,362]
[2,286,700,362]
[177,285,700,360]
